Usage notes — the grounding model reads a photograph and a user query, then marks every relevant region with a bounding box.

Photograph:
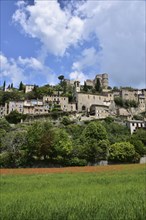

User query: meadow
[1,164,146,220]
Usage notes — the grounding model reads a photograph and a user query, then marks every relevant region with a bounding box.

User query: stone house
[75,92,114,112]
[120,89,139,102]
[25,85,34,93]
[0,104,7,118]
[85,73,109,89]
[117,108,131,120]
[43,95,76,112]
[90,104,109,119]
[126,120,146,134]
[23,100,48,115]
[8,101,24,114]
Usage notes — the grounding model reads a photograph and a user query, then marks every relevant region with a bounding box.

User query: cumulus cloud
[0,53,56,86]
[69,70,87,84]
[76,0,145,88]
[72,47,100,72]
[11,0,145,88]
[18,56,43,69]
[13,0,84,56]
[0,53,26,86]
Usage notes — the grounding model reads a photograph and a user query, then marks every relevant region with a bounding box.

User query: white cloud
[0,53,26,85]
[72,47,100,72]
[69,71,87,84]
[0,53,56,86]
[18,56,43,69]
[76,0,145,88]
[13,0,84,56]
[12,0,145,88]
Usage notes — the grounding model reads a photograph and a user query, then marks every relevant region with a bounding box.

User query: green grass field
[1,165,146,220]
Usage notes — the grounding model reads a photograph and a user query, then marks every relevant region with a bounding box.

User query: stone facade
[0,104,7,118]
[76,92,114,112]
[120,89,139,102]
[25,85,34,93]
[85,73,109,89]
[117,108,131,120]
[8,101,24,114]
[94,73,108,89]
[90,104,109,119]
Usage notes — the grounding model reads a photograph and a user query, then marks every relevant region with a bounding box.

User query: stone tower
[94,73,108,89]
[102,73,108,89]
[74,80,80,93]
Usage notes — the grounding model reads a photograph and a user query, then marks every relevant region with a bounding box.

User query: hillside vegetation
[0,117,146,168]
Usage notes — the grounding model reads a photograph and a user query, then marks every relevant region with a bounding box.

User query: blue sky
[0,0,145,88]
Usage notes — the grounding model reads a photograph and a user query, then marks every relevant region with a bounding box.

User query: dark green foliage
[3,81,6,91]
[0,118,11,131]
[83,82,88,92]
[58,75,64,82]
[129,138,146,156]
[25,85,54,99]
[1,117,145,167]
[113,86,119,91]
[114,97,138,108]
[80,122,108,163]
[61,116,72,125]
[5,110,26,124]
[95,78,102,93]
[10,83,13,89]
[19,81,25,91]
[132,129,146,146]
[104,116,114,124]
[133,114,144,120]
[0,130,28,167]
[82,121,107,141]
[0,91,24,104]
[102,121,130,144]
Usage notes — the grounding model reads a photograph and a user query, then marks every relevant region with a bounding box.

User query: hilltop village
[0,73,146,133]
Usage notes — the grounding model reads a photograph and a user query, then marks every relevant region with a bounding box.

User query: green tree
[61,116,72,125]
[82,139,109,164]
[0,118,11,131]
[102,121,130,144]
[26,121,44,158]
[37,122,55,160]
[109,142,137,163]
[53,128,73,162]
[82,121,107,141]
[10,83,13,89]
[26,121,55,161]
[5,110,26,124]
[1,130,27,153]
[0,130,28,167]
[80,122,108,164]
[19,81,24,91]
[83,82,88,92]
[95,78,102,93]
[58,75,64,83]
[132,129,146,146]
[3,81,6,91]
[129,138,146,156]
[0,118,11,150]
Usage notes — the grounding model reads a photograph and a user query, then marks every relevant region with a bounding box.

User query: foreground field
[1,164,146,220]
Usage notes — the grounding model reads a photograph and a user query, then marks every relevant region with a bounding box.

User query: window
[82,105,86,111]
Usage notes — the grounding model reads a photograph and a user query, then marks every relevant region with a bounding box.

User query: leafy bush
[5,110,26,124]
[61,116,72,125]
[109,142,138,163]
